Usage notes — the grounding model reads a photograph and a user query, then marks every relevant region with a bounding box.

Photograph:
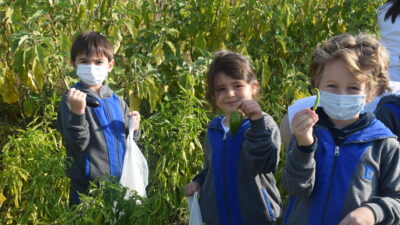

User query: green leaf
[17,35,30,49]
[78,5,86,21]
[23,99,35,117]
[164,41,176,56]
[87,0,95,11]
[100,0,108,17]
[61,33,71,53]
[35,45,47,69]
[12,48,25,74]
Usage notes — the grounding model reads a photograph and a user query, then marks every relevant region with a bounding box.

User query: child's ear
[108,59,114,72]
[366,94,374,104]
[70,59,76,69]
[250,80,260,96]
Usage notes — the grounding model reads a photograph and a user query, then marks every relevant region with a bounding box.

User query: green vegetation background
[0,0,385,224]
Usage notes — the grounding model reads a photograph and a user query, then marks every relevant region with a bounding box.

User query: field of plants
[0,0,385,224]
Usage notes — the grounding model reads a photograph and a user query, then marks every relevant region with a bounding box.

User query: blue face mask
[319,91,366,121]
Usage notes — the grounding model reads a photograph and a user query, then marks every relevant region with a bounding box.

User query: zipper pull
[223,132,227,141]
[335,146,340,156]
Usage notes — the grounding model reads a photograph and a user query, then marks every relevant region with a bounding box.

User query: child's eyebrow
[215,84,226,89]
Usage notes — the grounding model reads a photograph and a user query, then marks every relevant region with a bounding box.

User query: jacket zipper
[321,146,340,225]
[222,132,232,225]
[102,99,122,175]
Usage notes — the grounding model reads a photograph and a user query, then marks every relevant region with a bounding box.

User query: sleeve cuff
[249,115,268,133]
[363,203,383,224]
[297,137,318,154]
[69,112,86,126]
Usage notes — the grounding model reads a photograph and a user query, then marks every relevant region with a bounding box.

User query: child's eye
[235,84,243,89]
[349,86,361,91]
[216,87,225,93]
[327,84,337,88]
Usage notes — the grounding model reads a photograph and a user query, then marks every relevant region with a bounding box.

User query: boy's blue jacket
[193,113,282,225]
[57,82,139,188]
[282,113,400,225]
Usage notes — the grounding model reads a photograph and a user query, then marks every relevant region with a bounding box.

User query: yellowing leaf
[23,70,38,92]
[152,43,164,65]
[164,41,176,56]
[129,89,141,111]
[294,89,308,101]
[110,26,123,53]
[0,69,19,103]
[0,192,6,207]
[33,58,44,91]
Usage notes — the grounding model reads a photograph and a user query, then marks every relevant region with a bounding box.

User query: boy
[282,33,400,225]
[57,31,140,205]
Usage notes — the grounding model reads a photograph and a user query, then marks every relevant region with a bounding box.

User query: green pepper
[229,111,243,136]
[312,88,320,111]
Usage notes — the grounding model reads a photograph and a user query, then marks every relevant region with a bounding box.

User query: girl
[185,50,282,225]
[282,33,400,225]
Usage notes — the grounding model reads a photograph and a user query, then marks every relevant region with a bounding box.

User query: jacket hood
[344,118,395,144]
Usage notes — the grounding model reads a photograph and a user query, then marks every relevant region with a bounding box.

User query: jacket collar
[74,82,114,98]
[343,118,396,143]
[208,115,250,133]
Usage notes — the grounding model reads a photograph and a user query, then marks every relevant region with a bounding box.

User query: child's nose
[227,88,235,96]
[337,89,348,95]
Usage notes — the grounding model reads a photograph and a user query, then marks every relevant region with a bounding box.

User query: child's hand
[128,111,141,130]
[338,207,375,225]
[237,99,262,121]
[184,182,201,197]
[291,108,318,146]
[67,88,86,115]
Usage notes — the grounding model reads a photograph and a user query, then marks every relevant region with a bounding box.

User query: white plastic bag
[186,192,203,225]
[119,116,148,198]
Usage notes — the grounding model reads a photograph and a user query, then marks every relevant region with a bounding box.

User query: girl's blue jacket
[193,113,282,225]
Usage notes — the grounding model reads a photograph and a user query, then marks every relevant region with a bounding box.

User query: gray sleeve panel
[57,95,90,151]
[282,137,316,197]
[193,134,210,186]
[362,138,400,225]
[243,113,281,173]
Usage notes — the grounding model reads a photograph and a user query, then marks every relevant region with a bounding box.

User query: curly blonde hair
[310,33,390,100]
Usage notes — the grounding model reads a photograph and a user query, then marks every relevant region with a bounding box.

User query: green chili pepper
[312,88,320,111]
[229,111,243,136]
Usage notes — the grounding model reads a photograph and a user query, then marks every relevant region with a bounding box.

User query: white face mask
[319,91,366,121]
[76,64,108,86]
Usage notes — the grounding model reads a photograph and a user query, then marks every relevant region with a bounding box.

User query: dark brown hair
[310,33,390,101]
[385,0,400,23]
[206,50,258,111]
[70,30,114,66]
